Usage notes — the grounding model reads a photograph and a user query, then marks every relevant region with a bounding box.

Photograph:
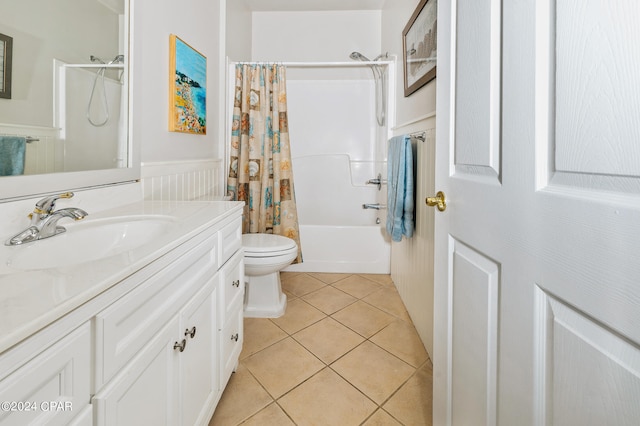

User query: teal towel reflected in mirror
[0,136,27,176]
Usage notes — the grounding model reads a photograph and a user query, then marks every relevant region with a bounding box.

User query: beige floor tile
[302,286,357,315]
[242,337,324,398]
[332,301,396,338]
[362,409,403,425]
[309,272,351,284]
[333,275,383,299]
[364,287,412,322]
[240,403,295,426]
[279,368,377,426]
[209,364,272,426]
[370,320,429,368]
[293,317,365,364]
[280,271,302,281]
[383,362,433,426]
[281,273,327,297]
[359,274,395,287]
[240,318,288,360]
[270,298,326,335]
[332,341,414,404]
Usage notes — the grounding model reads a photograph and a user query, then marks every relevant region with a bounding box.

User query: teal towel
[386,135,414,242]
[0,136,27,176]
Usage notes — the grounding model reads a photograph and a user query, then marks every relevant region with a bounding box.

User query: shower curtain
[227,64,302,263]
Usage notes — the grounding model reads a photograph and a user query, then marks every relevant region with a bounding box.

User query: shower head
[109,54,125,64]
[349,51,371,62]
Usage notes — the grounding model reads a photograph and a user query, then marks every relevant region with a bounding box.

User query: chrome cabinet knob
[185,326,196,339]
[173,339,187,352]
[231,333,239,342]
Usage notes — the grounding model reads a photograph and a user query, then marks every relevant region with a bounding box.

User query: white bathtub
[285,225,390,274]
[285,154,391,274]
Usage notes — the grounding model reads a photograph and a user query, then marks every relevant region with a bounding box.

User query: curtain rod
[232,60,392,67]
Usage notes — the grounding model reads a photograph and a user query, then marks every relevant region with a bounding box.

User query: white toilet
[242,233,298,318]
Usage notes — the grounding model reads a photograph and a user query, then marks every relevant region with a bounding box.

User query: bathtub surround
[228,64,302,264]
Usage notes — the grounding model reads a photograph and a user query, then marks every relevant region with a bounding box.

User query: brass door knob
[426,191,447,211]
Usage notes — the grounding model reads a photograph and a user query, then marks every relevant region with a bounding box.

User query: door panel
[451,240,499,425]
[454,0,502,181]
[535,288,640,425]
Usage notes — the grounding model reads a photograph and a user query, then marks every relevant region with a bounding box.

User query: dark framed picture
[0,33,13,99]
[402,0,437,97]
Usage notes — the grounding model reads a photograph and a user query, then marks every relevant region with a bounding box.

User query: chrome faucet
[5,192,88,246]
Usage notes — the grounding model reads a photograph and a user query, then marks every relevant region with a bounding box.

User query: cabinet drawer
[219,216,242,266]
[220,297,244,389]
[96,232,217,386]
[218,250,244,324]
[0,323,91,426]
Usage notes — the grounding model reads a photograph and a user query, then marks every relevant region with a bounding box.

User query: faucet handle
[33,192,74,215]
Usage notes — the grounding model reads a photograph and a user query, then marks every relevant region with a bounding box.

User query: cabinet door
[179,277,219,426]
[220,297,244,389]
[93,318,180,426]
[0,323,91,426]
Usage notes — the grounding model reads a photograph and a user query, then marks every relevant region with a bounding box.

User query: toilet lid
[242,233,297,256]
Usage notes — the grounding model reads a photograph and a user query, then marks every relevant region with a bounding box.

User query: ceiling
[243,0,387,11]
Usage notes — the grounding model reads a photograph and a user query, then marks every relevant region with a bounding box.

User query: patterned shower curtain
[227,64,302,264]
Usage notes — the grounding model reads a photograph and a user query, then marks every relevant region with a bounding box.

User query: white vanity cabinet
[93,214,243,426]
[0,201,244,426]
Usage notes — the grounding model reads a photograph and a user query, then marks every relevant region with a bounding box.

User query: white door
[432,0,640,425]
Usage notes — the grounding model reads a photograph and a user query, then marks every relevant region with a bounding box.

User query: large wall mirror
[0,0,138,201]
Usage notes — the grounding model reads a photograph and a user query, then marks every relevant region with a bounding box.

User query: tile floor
[209,272,433,426]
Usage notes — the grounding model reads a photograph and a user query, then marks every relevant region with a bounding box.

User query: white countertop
[0,200,244,354]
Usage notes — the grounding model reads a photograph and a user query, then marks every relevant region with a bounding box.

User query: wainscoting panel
[141,159,224,201]
[390,121,435,357]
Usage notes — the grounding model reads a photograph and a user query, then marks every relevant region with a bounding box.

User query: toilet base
[243,272,287,318]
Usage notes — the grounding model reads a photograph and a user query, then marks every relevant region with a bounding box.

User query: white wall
[226,0,252,61]
[383,0,437,357]
[133,0,222,165]
[383,0,437,124]
[252,10,381,63]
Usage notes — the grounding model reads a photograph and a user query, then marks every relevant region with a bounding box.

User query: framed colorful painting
[169,35,206,134]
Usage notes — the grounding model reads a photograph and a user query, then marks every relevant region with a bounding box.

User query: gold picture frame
[169,34,207,134]
[402,0,437,97]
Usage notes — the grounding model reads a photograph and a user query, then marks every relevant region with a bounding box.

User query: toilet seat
[242,234,297,257]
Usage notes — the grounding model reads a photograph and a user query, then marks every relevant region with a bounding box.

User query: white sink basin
[4,215,176,271]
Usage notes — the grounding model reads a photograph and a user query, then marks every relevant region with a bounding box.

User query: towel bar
[362,203,386,210]
[26,137,39,143]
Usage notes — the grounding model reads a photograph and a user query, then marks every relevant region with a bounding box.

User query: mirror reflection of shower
[349,51,388,127]
[87,54,125,127]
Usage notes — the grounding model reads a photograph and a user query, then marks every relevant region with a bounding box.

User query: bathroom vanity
[0,200,244,425]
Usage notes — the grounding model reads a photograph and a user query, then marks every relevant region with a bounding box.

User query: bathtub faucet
[362,203,386,210]
[366,173,387,191]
